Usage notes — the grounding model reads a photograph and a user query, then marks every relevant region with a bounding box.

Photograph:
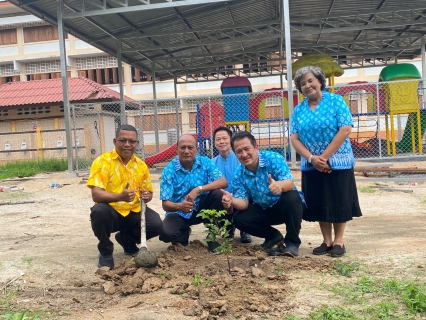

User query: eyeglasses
[116,139,139,145]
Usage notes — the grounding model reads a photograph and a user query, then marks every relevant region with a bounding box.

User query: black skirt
[301,168,362,223]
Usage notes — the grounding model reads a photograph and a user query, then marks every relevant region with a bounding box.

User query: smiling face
[177,134,198,169]
[300,71,322,101]
[214,129,232,157]
[113,129,139,164]
[233,137,259,172]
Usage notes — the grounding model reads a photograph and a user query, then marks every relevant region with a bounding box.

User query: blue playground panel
[222,87,250,122]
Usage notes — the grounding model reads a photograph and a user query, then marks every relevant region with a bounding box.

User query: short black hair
[115,124,138,138]
[213,126,232,141]
[231,131,257,150]
[293,66,327,92]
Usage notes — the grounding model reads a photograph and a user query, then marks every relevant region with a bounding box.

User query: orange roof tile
[0,77,132,107]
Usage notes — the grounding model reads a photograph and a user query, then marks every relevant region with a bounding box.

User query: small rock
[230,267,246,275]
[73,280,84,287]
[96,267,110,276]
[103,281,115,295]
[199,310,209,320]
[210,307,219,315]
[183,255,192,261]
[251,267,266,278]
[208,300,226,308]
[267,275,278,280]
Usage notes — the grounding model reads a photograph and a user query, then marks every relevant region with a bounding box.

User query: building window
[77,68,120,85]
[26,72,69,81]
[0,28,17,45]
[23,25,67,43]
[0,76,19,85]
[25,60,63,74]
[131,67,148,82]
[75,56,118,69]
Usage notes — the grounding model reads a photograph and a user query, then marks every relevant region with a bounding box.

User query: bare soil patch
[1,162,426,319]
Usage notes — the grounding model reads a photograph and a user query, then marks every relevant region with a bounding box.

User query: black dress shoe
[240,232,252,243]
[313,243,333,255]
[331,244,346,258]
[261,233,284,250]
[282,244,299,257]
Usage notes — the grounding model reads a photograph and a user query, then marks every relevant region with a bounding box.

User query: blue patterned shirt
[160,154,223,219]
[212,151,240,192]
[232,150,300,210]
[290,91,355,171]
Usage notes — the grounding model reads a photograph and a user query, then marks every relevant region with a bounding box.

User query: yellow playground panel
[379,63,423,156]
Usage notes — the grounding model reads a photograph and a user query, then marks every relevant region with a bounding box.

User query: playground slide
[396,110,426,152]
[143,133,198,168]
[144,143,177,168]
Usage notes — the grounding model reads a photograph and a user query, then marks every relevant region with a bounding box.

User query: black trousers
[159,189,232,243]
[90,203,163,256]
[233,190,305,247]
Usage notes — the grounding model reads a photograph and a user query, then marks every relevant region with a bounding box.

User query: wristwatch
[198,185,203,193]
[307,155,313,163]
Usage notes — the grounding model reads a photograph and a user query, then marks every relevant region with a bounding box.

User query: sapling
[197,209,233,272]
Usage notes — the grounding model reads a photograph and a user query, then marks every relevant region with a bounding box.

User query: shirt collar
[174,154,201,172]
[111,148,136,165]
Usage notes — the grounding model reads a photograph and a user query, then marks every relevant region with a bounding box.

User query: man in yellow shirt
[87,124,163,269]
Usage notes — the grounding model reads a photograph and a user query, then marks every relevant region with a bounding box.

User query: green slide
[396,111,426,152]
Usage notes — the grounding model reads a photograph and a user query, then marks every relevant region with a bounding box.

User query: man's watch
[198,185,203,193]
[307,155,313,163]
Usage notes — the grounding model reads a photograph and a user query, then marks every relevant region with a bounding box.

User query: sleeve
[334,94,354,128]
[269,153,293,182]
[86,157,109,189]
[290,104,300,135]
[138,162,154,193]
[205,157,223,183]
[232,169,248,200]
[159,164,174,201]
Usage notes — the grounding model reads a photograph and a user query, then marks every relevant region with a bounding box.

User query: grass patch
[191,274,215,288]
[0,159,68,180]
[359,186,376,193]
[332,261,360,278]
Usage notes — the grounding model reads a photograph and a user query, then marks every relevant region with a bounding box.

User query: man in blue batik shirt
[159,134,229,254]
[221,131,305,257]
[211,126,252,243]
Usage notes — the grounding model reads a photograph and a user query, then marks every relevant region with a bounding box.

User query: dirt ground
[1,160,426,319]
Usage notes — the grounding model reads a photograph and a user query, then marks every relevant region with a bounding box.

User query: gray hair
[293,66,327,93]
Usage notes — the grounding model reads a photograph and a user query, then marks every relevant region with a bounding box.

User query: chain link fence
[1,79,425,175]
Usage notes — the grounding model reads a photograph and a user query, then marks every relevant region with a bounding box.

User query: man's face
[233,137,259,172]
[177,135,198,166]
[214,130,231,155]
[113,130,139,163]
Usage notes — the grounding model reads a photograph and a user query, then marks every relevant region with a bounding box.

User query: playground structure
[197,77,298,158]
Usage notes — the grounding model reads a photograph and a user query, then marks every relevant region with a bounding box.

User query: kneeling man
[221,131,305,257]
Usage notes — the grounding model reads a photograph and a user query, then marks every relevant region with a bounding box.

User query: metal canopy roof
[8,0,426,82]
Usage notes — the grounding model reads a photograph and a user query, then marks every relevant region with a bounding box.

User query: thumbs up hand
[221,189,233,209]
[121,182,135,202]
[268,174,282,195]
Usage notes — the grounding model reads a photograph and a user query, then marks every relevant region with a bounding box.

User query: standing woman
[290,65,362,258]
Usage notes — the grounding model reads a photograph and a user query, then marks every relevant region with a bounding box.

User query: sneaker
[115,232,139,255]
[98,254,114,269]
[240,231,252,243]
[313,243,333,255]
[207,241,221,254]
[331,244,346,258]
[261,233,284,251]
[282,244,299,257]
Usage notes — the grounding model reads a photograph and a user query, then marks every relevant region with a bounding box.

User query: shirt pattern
[212,151,240,192]
[160,154,223,219]
[290,91,356,171]
[232,150,299,210]
[87,149,153,217]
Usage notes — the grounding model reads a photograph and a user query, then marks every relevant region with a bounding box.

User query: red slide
[143,133,198,168]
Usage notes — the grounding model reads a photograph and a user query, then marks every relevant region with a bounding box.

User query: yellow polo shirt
[87,149,153,217]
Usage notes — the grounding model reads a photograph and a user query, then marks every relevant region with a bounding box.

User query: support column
[174,75,181,136]
[422,37,426,109]
[152,61,160,153]
[283,0,296,166]
[57,0,75,176]
[117,37,126,125]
